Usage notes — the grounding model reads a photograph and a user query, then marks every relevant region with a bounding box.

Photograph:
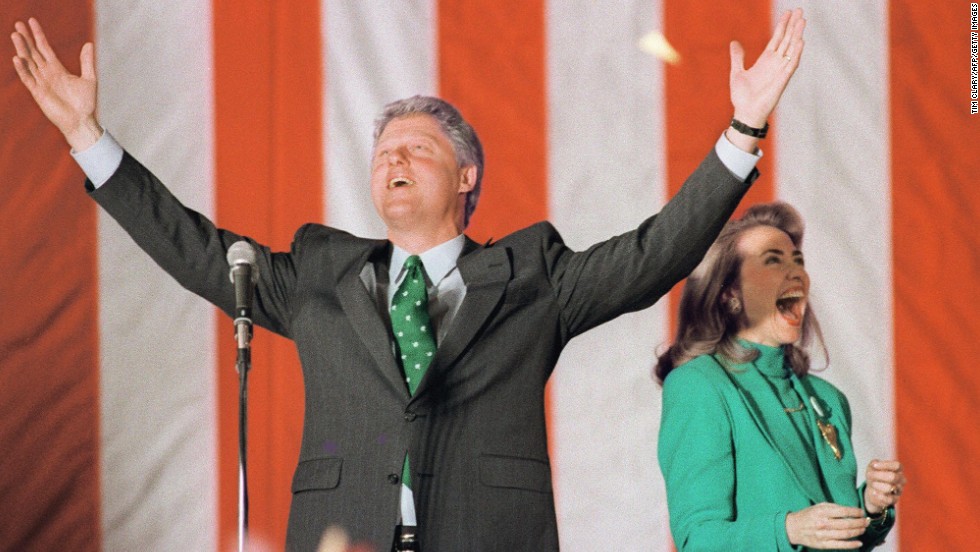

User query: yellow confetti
[638,30,681,65]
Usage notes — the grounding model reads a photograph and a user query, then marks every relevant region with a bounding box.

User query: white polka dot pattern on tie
[390,255,437,398]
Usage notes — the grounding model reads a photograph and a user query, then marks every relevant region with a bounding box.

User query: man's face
[370,114,475,234]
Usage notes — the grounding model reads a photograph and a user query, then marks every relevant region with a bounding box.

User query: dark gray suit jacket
[90,149,755,551]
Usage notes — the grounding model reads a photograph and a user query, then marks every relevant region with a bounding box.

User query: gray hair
[373,96,484,227]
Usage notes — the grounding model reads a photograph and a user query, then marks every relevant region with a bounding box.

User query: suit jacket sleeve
[547,148,755,339]
[88,152,302,338]
[659,364,800,552]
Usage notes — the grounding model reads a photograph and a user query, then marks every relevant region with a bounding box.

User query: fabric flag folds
[2,1,977,550]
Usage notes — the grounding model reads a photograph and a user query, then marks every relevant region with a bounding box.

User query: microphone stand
[227,241,257,552]
[235,316,252,552]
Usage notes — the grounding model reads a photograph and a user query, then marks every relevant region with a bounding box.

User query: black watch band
[730,118,769,138]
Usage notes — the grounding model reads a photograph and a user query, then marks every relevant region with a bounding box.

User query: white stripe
[546,2,669,550]
[323,0,437,233]
[95,2,217,549]
[773,2,895,549]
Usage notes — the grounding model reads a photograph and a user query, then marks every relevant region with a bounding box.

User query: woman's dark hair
[655,202,827,383]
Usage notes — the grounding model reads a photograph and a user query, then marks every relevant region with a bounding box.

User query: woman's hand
[785,503,868,550]
[11,18,101,151]
[864,459,906,514]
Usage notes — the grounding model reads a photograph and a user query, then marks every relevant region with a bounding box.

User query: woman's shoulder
[661,354,743,422]
[664,353,740,391]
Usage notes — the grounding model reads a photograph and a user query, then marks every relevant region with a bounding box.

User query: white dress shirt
[385,236,467,526]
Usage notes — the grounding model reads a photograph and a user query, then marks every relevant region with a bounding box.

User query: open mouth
[388,176,416,189]
[775,289,806,327]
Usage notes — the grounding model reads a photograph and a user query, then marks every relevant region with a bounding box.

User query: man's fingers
[774,10,805,62]
[775,9,803,58]
[28,18,57,62]
[790,11,807,43]
[791,17,806,56]
[14,20,42,64]
[12,55,37,89]
[766,10,791,52]
[13,21,32,48]
[783,37,804,73]
[730,40,746,74]
[11,30,33,64]
[775,22,794,57]
[80,42,95,80]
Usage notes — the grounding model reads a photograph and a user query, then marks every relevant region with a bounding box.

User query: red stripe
[437,0,549,243]
[892,2,980,549]
[0,3,101,550]
[664,3,776,210]
[437,0,551,458]
[437,0,551,459]
[214,0,323,547]
[663,1,775,334]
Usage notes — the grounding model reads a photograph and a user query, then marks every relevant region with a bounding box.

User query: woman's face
[734,225,809,347]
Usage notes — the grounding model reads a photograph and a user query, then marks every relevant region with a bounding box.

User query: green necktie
[390,255,436,488]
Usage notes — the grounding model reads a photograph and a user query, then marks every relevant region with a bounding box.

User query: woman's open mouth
[775,289,806,327]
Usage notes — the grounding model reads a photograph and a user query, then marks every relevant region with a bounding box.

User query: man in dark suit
[12,10,806,551]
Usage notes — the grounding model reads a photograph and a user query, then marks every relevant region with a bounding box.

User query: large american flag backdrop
[2,1,977,550]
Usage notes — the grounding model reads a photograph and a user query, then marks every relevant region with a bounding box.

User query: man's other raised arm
[11,17,102,152]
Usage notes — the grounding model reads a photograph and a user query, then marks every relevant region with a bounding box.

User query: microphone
[227,241,258,351]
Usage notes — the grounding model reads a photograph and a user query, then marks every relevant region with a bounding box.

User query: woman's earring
[728,297,742,314]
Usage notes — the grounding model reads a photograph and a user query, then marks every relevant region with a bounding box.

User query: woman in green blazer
[656,203,905,551]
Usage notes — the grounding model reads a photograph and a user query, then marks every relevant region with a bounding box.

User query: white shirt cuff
[714,132,763,181]
[71,130,124,188]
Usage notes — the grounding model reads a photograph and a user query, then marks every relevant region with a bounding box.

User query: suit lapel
[714,355,826,504]
[411,239,511,401]
[331,239,409,397]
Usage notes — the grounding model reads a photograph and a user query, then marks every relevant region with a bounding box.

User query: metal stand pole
[228,240,257,552]
[236,327,251,552]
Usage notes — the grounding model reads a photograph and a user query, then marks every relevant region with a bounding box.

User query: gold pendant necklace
[810,396,843,460]
[816,419,843,460]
